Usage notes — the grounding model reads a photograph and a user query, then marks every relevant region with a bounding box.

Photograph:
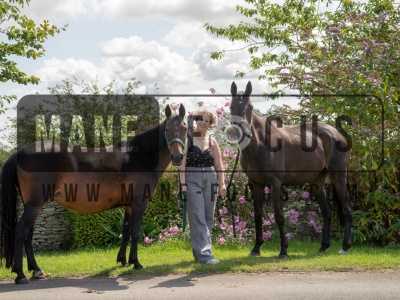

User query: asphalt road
[1,270,399,300]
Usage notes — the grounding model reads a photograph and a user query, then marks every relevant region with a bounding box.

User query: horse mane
[117,118,167,153]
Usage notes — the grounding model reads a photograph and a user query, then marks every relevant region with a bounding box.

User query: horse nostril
[179,154,184,161]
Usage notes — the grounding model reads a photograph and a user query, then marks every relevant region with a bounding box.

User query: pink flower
[209,88,216,95]
[216,107,224,115]
[224,101,231,107]
[251,212,255,217]
[240,229,247,235]
[285,232,293,239]
[219,223,227,230]
[263,219,271,226]
[223,150,230,157]
[232,153,237,160]
[315,226,322,234]
[158,236,164,243]
[302,191,309,199]
[309,219,316,227]
[218,237,226,244]
[144,237,151,244]
[263,231,272,240]
[188,111,193,117]
[291,190,297,196]
[239,196,245,204]
[264,186,270,194]
[309,211,317,217]
[289,215,298,224]
[238,221,247,228]
[169,226,179,234]
[287,209,299,218]
[234,216,240,223]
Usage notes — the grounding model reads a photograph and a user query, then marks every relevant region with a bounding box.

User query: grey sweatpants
[185,166,218,262]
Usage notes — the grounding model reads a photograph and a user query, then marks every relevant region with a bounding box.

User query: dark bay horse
[0,104,187,284]
[230,82,352,258]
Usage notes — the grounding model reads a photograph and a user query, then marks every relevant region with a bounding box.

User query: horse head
[164,104,187,166]
[230,81,253,126]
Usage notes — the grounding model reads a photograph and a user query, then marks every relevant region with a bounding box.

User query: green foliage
[206,0,400,246]
[353,188,400,245]
[0,0,67,112]
[66,208,125,248]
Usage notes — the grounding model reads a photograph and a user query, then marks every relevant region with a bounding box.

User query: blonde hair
[192,108,218,127]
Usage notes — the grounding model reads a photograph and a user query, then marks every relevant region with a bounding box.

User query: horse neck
[248,111,266,146]
[121,119,170,173]
[154,120,172,173]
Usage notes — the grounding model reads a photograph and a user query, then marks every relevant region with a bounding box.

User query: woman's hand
[219,184,227,198]
[180,184,187,195]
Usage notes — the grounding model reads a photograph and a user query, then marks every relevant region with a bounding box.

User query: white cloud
[35,36,203,95]
[20,0,102,22]
[102,0,243,23]
[36,57,109,86]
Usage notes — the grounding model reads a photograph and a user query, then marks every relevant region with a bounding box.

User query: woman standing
[180,109,226,265]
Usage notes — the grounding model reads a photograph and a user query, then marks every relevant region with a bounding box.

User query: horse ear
[165,105,172,118]
[179,104,185,118]
[231,81,237,96]
[244,81,252,96]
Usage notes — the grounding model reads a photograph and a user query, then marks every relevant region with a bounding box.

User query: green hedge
[66,208,124,248]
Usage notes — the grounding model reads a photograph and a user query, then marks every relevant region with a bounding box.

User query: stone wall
[17,200,72,251]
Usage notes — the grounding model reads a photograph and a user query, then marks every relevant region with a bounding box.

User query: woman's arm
[212,137,227,198]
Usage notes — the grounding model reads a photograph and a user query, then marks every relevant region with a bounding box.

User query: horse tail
[0,152,20,268]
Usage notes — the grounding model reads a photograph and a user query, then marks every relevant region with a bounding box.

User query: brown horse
[0,104,187,284]
[230,81,352,258]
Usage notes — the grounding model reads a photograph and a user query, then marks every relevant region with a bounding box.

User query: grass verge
[1,239,399,280]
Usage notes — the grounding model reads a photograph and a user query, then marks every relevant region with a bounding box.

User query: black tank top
[186,135,214,167]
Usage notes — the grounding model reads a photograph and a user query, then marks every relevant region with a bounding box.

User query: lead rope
[226,149,240,238]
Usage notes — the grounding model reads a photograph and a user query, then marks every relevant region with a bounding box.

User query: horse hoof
[339,249,348,255]
[248,251,260,257]
[278,254,289,260]
[32,270,46,279]
[134,265,144,270]
[117,260,129,268]
[15,277,29,284]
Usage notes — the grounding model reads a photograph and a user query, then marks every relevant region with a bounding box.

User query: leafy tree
[0,0,66,112]
[206,0,400,245]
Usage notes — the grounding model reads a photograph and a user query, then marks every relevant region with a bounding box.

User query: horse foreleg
[116,207,132,267]
[249,183,264,256]
[24,226,45,279]
[128,205,146,270]
[271,183,288,259]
